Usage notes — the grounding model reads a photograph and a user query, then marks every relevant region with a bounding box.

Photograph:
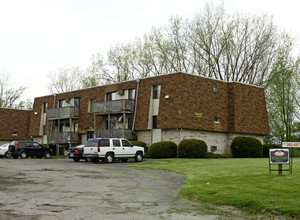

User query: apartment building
[1,72,270,156]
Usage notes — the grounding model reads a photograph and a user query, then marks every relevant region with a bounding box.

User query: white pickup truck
[83,138,144,163]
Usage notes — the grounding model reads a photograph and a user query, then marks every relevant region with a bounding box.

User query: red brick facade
[0,72,270,144]
[0,108,31,142]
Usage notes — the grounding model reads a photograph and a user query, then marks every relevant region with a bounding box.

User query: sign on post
[269,148,290,176]
[282,142,300,148]
[269,149,290,165]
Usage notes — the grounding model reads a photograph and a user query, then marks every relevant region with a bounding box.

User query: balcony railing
[47,132,79,144]
[96,129,134,140]
[47,107,79,119]
[93,99,134,114]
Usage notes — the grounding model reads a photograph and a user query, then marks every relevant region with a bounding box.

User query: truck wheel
[20,152,27,159]
[134,152,143,162]
[73,158,80,162]
[105,153,114,163]
[45,152,51,159]
[85,158,92,162]
[5,152,11,159]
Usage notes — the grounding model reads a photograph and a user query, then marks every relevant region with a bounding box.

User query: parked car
[8,141,52,159]
[0,143,10,158]
[83,138,144,163]
[68,144,92,162]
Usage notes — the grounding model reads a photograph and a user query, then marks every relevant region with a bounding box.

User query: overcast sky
[0,0,299,101]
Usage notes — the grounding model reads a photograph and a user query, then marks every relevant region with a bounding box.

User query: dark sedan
[68,145,91,162]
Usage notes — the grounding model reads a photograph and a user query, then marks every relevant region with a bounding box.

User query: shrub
[262,144,281,157]
[149,141,177,158]
[130,141,146,148]
[178,139,207,158]
[131,141,148,153]
[206,152,226,158]
[230,136,263,158]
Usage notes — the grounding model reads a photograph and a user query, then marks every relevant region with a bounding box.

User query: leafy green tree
[265,37,300,142]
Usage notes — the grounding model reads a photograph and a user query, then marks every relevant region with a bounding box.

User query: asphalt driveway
[0,158,218,220]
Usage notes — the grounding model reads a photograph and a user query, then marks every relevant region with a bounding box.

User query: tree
[0,70,32,109]
[90,3,286,87]
[47,66,85,94]
[265,37,300,142]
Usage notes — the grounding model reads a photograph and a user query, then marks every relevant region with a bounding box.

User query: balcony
[93,99,134,115]
[47,132,79,144]
[47,107,79,120]
[96,129,134,140]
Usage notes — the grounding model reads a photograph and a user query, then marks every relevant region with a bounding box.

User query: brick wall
[28,72,270,138]
[0,108,31,141]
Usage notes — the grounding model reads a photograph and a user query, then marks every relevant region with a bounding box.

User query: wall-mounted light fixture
[34,112,38,115]
[165,95,170,99]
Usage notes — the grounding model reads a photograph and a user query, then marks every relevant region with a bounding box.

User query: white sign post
[282,142,300,175]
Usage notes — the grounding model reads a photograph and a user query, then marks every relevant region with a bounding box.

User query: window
[58,100,64,108]
[87,131,94,140]
[74,122,78,132]
[100,139,110,147]
[33,143,41,148]
[113,140,121,147]
[43,103,48,113]
[89,99,95,112]
[152,115,158,129]
[128,89,135,100]
[152,85,161,99]
[106,92,113,101]
[122,140,132,147]
[74,98,80,109]
[214,117,220,123]
[128,117,133,130]
[211,146,217,152]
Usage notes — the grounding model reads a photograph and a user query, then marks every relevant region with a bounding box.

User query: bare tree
[90,3,288,87]
[47,66,85,94]
[0,70,32,109]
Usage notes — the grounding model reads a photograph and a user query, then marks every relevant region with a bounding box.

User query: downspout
[50,94,56,133]
[132,79,140,138]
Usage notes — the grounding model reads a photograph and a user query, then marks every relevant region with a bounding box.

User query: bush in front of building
[149,141,177,158]
[178,139,207,158]
[262,144,281,157]
[131,141,148,153]
[231,136,263,158]
[206,152,226,158]
[130,141,146,148]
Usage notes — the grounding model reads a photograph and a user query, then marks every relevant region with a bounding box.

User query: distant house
[0,72,270,156]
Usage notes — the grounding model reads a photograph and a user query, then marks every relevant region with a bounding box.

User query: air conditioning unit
[118,90,124,95]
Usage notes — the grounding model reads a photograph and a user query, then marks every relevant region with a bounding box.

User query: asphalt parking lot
[0,158,218,220]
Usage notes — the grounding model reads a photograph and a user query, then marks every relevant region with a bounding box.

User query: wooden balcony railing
[47,107,79,120]
[47,132,79,144]
[93,100,134,114]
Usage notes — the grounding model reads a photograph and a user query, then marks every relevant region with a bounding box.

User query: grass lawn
[134,158,300,217]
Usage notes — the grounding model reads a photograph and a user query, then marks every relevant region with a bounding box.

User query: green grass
[51,155,68,159]
[134,158,300,217]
